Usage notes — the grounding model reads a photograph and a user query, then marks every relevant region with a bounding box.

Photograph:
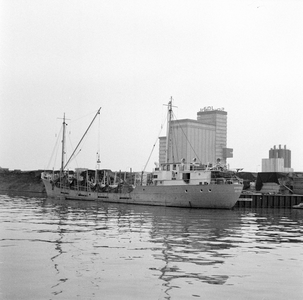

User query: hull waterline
[42,178,242,209]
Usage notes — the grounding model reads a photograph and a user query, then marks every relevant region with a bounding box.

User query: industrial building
[262,145,293,172]
[159,106,233,166]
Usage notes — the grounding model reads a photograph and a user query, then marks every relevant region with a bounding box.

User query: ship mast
[60,113,67,177]
[165,97,173,164]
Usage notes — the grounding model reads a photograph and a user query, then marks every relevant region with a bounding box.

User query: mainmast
[60,113,67,176]
[165,97,173,164]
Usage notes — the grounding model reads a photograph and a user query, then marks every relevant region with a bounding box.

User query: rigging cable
[171,123,179,163]
[45,126,62,170]
[67,130,79,169]
[172,110,202,164]
[142,116,167,173]
[96,110,101,166]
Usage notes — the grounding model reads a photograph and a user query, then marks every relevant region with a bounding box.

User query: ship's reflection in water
[1,194,302,300]
[149,208,239,289]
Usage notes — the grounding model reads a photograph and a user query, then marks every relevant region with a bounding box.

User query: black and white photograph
[1,1,302,299]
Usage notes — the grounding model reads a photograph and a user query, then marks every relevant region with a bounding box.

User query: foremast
[60,113,67,181]
[55,108,101,188]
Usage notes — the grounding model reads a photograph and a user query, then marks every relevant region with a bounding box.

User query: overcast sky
[1,0,302,172]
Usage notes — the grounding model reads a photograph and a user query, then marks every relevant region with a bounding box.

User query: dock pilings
[236,194,303,209]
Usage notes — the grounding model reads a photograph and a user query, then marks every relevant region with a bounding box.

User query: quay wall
[236,194,303,209]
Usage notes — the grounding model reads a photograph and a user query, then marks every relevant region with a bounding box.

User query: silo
[268,145,291,168]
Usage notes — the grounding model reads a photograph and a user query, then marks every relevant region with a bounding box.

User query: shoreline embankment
[0,170,45,194]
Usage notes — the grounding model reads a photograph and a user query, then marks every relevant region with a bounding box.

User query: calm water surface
[0,193,302,300]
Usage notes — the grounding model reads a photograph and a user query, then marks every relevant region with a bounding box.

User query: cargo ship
[42,101,243,208]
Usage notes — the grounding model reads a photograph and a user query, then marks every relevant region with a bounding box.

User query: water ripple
[0,195,303,299]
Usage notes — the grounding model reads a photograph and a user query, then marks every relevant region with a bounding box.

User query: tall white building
[159,106,233,166]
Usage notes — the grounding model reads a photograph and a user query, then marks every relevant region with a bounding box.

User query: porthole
[185,190,188,193]
[200,189,203,193]
[208,189,212,192]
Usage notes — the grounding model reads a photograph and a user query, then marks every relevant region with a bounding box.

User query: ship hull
[42,179,242,209]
